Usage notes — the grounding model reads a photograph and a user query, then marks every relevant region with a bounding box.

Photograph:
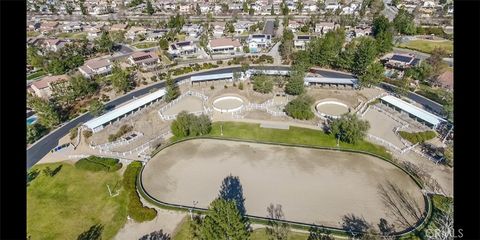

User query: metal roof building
[304,77,358,86]
[83,89,166,132]
[247,69,291,76]
[380,95,446,128]
[190,73,233,82]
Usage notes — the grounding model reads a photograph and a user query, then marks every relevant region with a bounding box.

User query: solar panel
[133,55,153,61]
[297,35,310,40]
[176,41,191,47]
[391,55,413,63]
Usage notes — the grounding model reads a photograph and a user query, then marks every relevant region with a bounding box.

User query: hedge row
[108,124,133,142]
[123,161,157,222]
[398,131,437,144]
[75,156,122,172]
[168,63,219,76]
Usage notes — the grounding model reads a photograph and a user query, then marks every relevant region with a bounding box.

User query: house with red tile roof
[79,57,112,78]
[207,38,242,54]
[29,75,70,99]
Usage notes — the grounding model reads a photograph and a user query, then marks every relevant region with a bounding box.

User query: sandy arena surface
[213,97,244,110]
[316,103,349,116]
[162,96,204,115]
[142,139,425,230]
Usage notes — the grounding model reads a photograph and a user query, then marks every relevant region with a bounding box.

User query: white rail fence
[90,131,144,151]
[242,99,286,117]
[158,90,210,120]
[98,131,171,160]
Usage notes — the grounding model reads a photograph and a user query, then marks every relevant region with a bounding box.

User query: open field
[163,96,204,115]
[27,162,127,240]
[56,32,87,39]
[143,138,425,230]
[132,41,159,49]
[398,40,453,55]
[206,122,392,159]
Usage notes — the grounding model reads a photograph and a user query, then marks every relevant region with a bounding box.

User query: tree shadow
[27,169,40,186]
[377,181,423,230]
[307,225,334,240]
[378,218,395,238]
[218,174,246,216]
[51,164,63,177]
[341,213,371,237]
[77,224,104,240]
[139,229,171,240]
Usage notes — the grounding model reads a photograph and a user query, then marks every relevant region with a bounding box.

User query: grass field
[398,40,453,55]
[27,31,41,37]
[133,41,159,49]
[27,70,46,80]
[27,162,127,240]
[202,121,392,160]
[172,218,309,240]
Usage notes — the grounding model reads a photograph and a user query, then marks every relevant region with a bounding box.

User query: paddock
[162,96,204,116]
[315,99,350,118]
[141,139,426,231]
[212,95,245,113]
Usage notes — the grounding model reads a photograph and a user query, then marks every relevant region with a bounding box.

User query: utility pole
[189,200,198,220]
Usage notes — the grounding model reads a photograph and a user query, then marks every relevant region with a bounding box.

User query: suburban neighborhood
[26,0,455,239]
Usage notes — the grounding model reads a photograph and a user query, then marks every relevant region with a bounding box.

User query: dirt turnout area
[142,139,425,231]
[163,96,204,115]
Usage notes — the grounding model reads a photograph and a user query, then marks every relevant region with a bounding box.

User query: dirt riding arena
[162,96,204,115]
[142,139,426,231]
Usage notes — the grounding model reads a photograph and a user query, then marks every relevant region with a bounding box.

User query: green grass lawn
[27,31,41,37]
[398,39,453,55]
[27,70,46,80]
[132,41,159,49]
[27,162,128,240]
[202,122,391,160]
[172,217,191,240]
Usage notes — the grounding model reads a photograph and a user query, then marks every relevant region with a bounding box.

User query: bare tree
[265,203,290,240]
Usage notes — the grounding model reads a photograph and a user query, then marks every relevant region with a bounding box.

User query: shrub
[238,82,244,90]
[171,111,212,138]
[210,85,215,90]
[330,114,371,144]
[284,95,315,120]
[151,76,157,82]
[69,127,78,140]
[123,161,157,222]
[83,130,93,139]
[108,124,134,142]
[398,130,437,144]
[217,60,223,64]
[75,156,122,172]
[224,85,228,89]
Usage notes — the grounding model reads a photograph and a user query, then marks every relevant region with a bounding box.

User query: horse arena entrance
[141,139,426,231]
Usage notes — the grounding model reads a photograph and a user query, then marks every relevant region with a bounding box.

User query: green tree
[164,73,180,102]
[249,7,254,15]
[330,114,370,144]
[443,91,453,121]
[196,3,202,15]
[77,224,104,240]
[395,77,410,96]
[69,75,98,100]
[296,1,304,12]
[427,47,448,77]
[27,96,62,128]
[279,29,294,62]
[110,65,131,93]
[252,74,274,94]
[171,111,212,137]
[65,3,74,15]
[358,62,384,88]
[271,5,275,15]
[393,8,417,35]
[308,28,345,68]
[281,0,289,15]
[27,123,48,144]
[95,31,114,53]
[146,0,155,15]
[199,198,251,240]
[243,2,249,13]
[285,71,305,95]
[372,15,393,54]
[27,46,45,68]
[79,3,88,15]
[159,38,169,50]
[333,40,356,71]
[352,37,378,76]
[284,95,315,120]
[89,99,105,116]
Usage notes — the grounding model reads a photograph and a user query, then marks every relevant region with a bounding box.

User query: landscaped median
[141,121,433,239]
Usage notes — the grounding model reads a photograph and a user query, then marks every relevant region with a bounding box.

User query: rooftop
[84,58,111,69]
[380,95,446,127]
[191,73,233,82]
[209,38,241,48]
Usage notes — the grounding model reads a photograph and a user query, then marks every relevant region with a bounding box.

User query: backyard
[132,41,159,49]
[27,162,128,240]
[398,39,453,55]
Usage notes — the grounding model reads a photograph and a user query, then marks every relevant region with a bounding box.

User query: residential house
[288,20,303,33]
[315,22,336,35]
[62,22,83,33]
[40,21,59,34]
[43,39,68,52]
[181,24,203,38]
[128,51,160,70]
[294,35,313,50]
[381,53,420,70]
[146,29,168,41]
[234,21,254,35]
[110,23,128,31]
[87,27,102,40]
[126,26,147,40]
[168,41,198,58]
[179,5,191,14]
[30,75,70,99]
[207,38,242,54]
[325,0,341,10]
[435,71,453,91]
[354,25,372,37]
[247,34,272,53]
[212,22,226,37]
[28,21,41,31]
[79,57,113,78]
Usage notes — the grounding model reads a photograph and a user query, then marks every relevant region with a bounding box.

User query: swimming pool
[27,115,38,126]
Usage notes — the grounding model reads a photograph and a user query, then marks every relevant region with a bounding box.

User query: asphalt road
[26,65,443,168]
